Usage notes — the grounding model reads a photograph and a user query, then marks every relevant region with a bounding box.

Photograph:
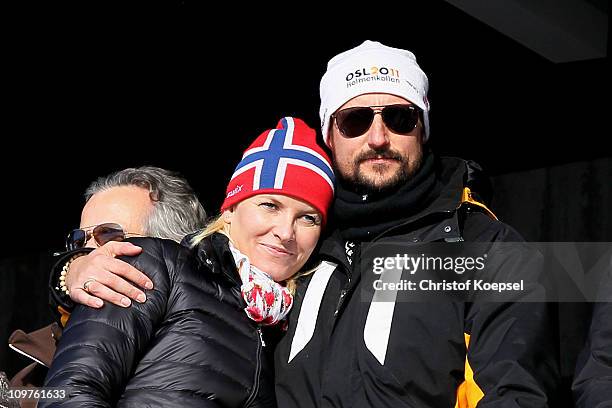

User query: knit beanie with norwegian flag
[221,117,335,225]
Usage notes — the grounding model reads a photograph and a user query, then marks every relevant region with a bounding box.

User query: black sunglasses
[65,222,138,251]
[331,104,422,138]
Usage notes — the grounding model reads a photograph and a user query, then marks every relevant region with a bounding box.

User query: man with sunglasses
[273,40,559,407]
[9,166,206,402]
[50,41,559,407]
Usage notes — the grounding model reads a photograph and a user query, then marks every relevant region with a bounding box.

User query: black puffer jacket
[42,234,276,407]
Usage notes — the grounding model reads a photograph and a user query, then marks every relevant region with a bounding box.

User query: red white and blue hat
[221,117,335,224]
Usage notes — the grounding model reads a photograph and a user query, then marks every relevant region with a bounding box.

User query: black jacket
[573,301,612,407]
[275,157,560,407]
[42,234,276,407]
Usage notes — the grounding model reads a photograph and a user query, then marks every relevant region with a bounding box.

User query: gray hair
[85,166,207,242]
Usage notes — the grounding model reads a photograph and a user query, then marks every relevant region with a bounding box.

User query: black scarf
[331,152,440,242]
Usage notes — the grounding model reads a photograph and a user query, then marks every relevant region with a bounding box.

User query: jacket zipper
[244,326,264,406]
[333,211,455,317]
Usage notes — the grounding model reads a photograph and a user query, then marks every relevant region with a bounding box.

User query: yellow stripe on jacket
[455,333,484,408]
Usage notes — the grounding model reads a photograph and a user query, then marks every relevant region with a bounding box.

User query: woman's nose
[272,218,296,242]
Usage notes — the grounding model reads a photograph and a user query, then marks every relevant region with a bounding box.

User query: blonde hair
[190,213,318,295]
[191,214,229,244]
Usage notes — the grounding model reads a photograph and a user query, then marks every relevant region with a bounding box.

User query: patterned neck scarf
[229,243,293,326]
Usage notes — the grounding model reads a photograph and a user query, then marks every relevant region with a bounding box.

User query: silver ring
[82,278,96,293]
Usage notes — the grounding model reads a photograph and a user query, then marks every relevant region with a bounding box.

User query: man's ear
[328,128,335,150]
[418,117,426,144]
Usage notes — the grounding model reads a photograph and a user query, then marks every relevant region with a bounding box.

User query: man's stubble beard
[333,148,423,196]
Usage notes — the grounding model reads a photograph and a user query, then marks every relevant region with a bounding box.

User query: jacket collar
[319,157,470,265]
[191,232,242,287]
[374,157,466,239]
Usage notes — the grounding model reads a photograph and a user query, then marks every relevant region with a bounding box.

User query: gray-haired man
[9,166,207,396]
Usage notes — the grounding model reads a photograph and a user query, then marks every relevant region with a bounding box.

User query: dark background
[1,2,610,406]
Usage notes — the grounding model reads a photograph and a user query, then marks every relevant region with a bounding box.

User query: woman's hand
[66,241,153,308]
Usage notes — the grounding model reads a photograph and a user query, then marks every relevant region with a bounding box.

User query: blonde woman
[42,117,334,408]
